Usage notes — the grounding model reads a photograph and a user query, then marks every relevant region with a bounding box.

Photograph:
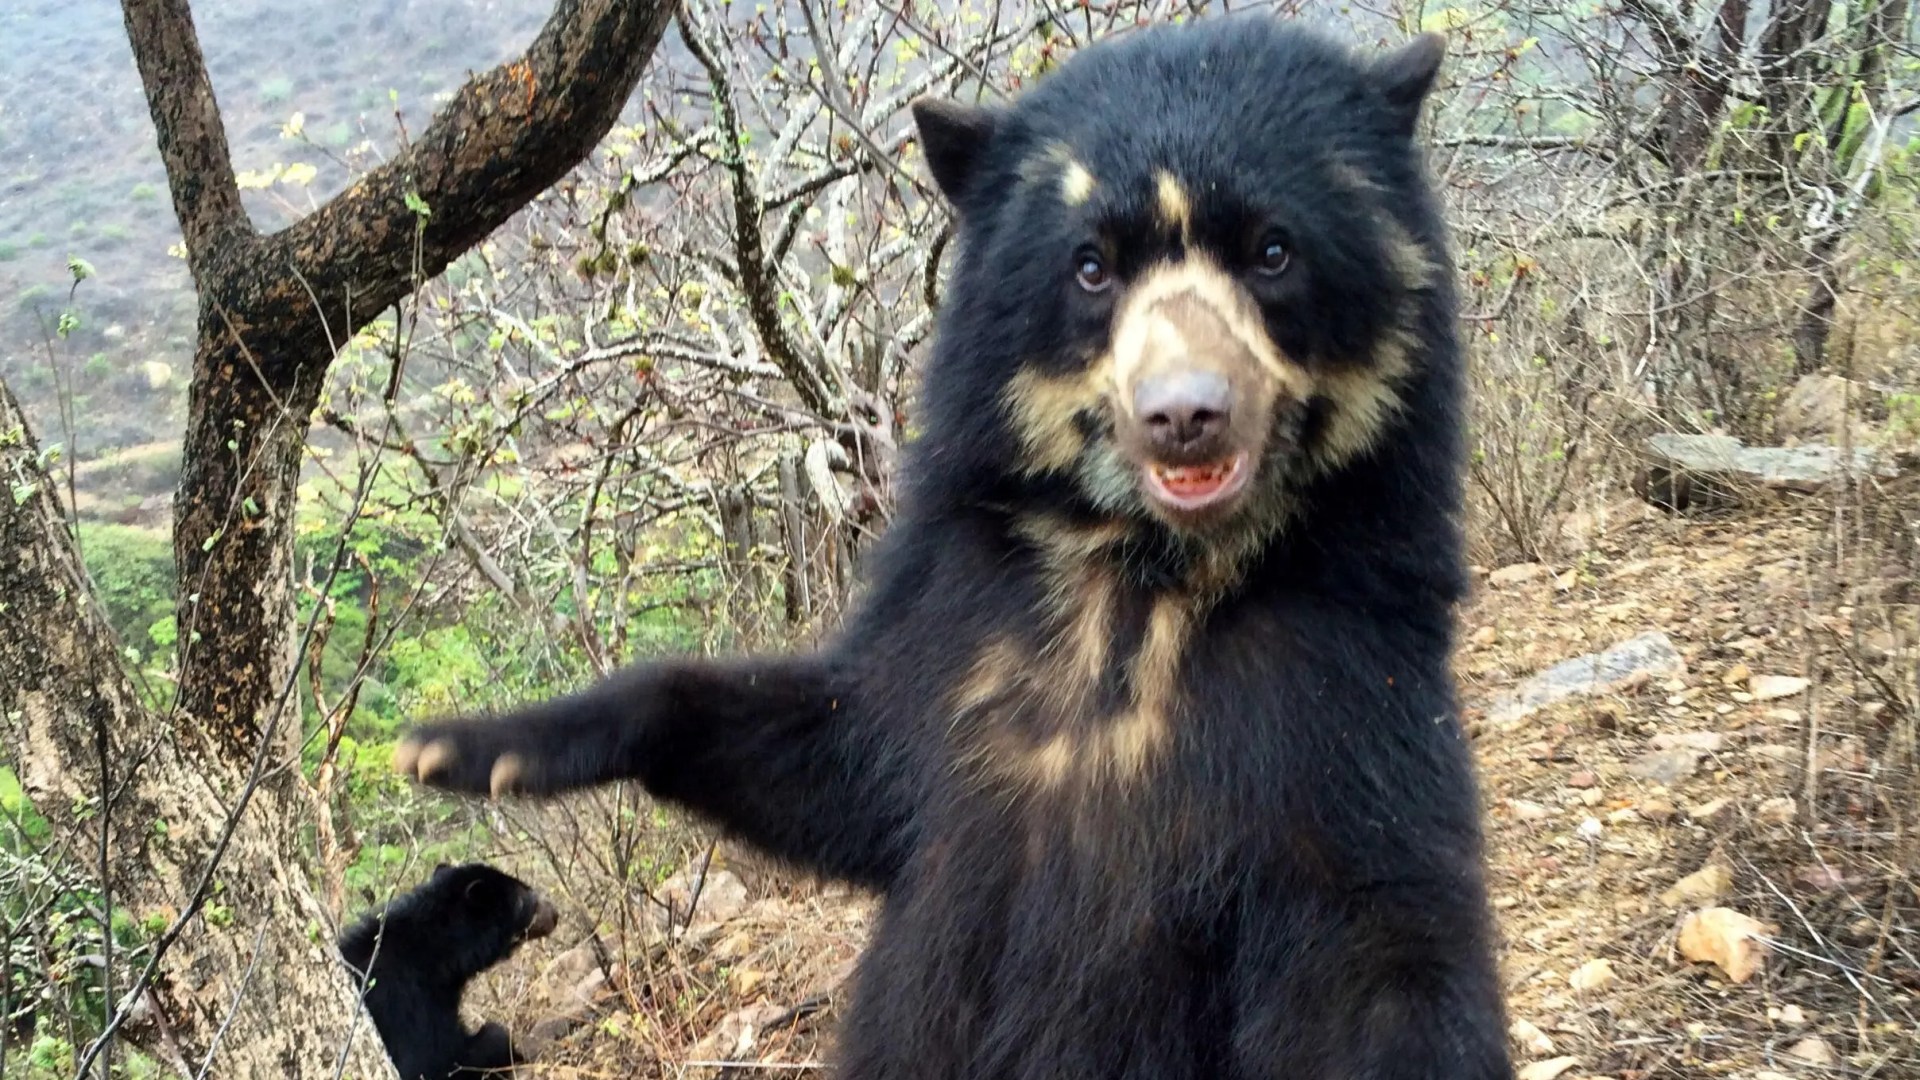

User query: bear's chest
[941,572,1202,797]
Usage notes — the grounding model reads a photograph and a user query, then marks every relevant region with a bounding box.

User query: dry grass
[1464,485,1919,1078]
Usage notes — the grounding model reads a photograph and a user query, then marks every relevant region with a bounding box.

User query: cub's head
[342,862,560,983]
[911,19,1456,574]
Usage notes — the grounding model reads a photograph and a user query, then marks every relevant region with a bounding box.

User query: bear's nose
[1134,369,1233,459]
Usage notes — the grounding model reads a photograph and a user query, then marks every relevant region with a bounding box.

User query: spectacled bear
[394,15,1514,1079]
[338,862,559,1079]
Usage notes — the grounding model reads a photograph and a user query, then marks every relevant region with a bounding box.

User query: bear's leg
[398,655,912,888]
[449,1021,518,1074]
[1229,882,1511,1080]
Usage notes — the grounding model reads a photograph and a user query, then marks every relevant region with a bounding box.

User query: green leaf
[404,191,432,218]
[68,256,95,282]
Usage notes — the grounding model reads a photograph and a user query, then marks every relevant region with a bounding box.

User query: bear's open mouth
[1142,452,1251,512]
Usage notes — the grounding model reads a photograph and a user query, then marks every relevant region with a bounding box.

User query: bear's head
[422,862,561,962]
[910,18,1456,590]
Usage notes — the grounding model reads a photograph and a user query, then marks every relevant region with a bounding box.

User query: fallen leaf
[1661,864,1732,908]
[1509,1018,1554,1055]
[1517,1056,1581,1080]
[1568,769,1599,789]
[1650,731,1726,752]
[1757,796,1797,825]
[1509,799,1550,822]
[1794,865,1848,891]
[1568,957,1615,991]
[1750,675,1810,701]
[1722,662,1752,685]
[728,968,769,996]
[1677,907,1771,982]
[1490,562,1549,587]
[1687,797,1732,821]
[1640,797,1678,823]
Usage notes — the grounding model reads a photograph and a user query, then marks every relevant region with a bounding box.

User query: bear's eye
[1075,251,1113,294]
[1254,233,1291,277]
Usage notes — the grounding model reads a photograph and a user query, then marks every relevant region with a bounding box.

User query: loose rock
[1639,432,1897,510]
[1649,731,1726,752]
[1626,747,1703,786]
[1488,631,1685,727]
[1751,675,1811,702]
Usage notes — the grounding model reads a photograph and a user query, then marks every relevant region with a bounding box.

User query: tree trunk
[1,382,393,1078]
[0,0,675,1072]
[1793,232,1844,376]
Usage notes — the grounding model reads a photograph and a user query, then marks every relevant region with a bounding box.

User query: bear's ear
[911,97,998,205]
[1374,31,1447,131]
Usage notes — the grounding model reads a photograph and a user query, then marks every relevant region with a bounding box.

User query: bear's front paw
[394,720,546,798]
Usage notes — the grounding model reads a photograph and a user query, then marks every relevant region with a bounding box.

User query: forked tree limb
[116,0,677,752]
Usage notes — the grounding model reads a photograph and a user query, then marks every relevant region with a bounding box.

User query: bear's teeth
[1151,459,1236,496]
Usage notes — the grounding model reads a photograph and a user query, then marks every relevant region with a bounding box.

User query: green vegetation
[14,283,51,312]
[75,522,175,657]
[3,763,168,1079]
[258,74,295,104]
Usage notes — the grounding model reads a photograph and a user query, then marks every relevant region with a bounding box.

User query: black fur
[338,863,557,1079]
[401,16,1512,1080]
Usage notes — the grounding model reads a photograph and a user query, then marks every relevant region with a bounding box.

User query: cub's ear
[1374,31,1447,132]
[911,97,999,205]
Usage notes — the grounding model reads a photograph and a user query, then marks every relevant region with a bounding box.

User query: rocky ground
[474,483,1920,1080]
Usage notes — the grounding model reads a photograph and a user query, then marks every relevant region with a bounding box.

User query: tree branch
[120,0,253,285]
[222,0,678,383]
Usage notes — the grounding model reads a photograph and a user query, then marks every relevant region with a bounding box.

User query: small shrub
[74,522,175,647]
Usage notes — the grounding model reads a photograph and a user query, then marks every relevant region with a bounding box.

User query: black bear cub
[399,14,1514,1080]
[338,862,558,1079]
